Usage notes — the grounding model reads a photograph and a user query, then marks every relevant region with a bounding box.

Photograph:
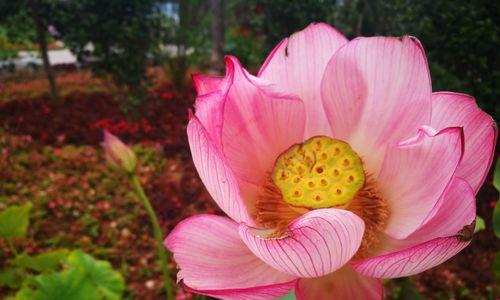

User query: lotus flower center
[272,136,365,209]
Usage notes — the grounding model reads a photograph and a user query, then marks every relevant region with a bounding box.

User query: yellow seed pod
[272,136,365,209]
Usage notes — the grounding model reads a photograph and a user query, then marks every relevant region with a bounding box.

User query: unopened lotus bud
[102,130,137,174]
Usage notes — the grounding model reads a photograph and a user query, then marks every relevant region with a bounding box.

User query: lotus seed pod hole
[272,136,365,209]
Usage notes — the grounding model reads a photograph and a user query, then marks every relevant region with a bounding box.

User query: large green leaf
[10,249,69,273]
[0,202,32,239]
[15,268,99,300]
[14,250,124,300]
[65,250,124,300]
[0,268,23,289]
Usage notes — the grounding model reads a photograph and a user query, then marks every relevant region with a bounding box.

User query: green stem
[130,175,174,300]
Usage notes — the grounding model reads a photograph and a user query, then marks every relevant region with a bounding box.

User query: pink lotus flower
[164,23,497,299]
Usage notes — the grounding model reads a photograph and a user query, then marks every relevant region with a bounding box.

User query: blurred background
[0,0,498,299]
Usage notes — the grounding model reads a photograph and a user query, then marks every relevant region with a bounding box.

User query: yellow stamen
[271,136,365,209]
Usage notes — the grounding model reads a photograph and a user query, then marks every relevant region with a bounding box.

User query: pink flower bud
[102,130,137,174]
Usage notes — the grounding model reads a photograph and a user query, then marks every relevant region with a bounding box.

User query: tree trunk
[29,0,58,104]
[210,0,224,74]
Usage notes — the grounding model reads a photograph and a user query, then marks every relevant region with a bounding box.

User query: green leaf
[398,278,424,300]
[278,292,296,300]
[10,249,69,273]
[15,268,99,300]
[493,200,500,239]
[0,268,23,289]
[0,202,32,239]
[65,250,124,300]
[493,252,500,282]
[475,216,486,233]
[493,159,500,192]
[13,250,123,300]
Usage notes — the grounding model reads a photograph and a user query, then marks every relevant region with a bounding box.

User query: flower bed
[0,71,497,299]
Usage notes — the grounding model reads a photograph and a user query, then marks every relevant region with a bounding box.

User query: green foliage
[52,0,163,95]
[1,9,36,50]
[0,202,32,239]
[65,250,125,300]
[0,268,24,289]
[224,23,265,68]
[9,250,69,273]
[494,159,500,193]
[493,252,500,282]
[0,189,124,299]
[0,4,36,52]
[0,27,17,60]
[388,0,499,119]
[12,250,124,300]
[160,0,211,88]
[391,278,424,300]
[254,0,337,53]
[494,200,500,239]
[15,268,98,300]
[1,135,166,299]
[245,0,498,118]
[475,216,486,233]
[278,291,296,300]
[398,281,424,300]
